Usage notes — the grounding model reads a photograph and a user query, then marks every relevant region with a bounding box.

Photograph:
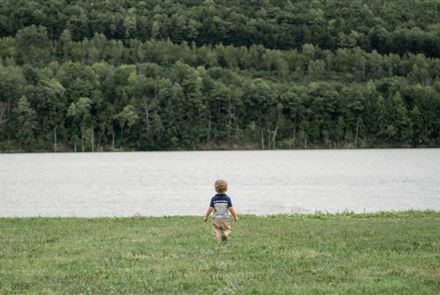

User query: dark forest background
[1,0,440,151]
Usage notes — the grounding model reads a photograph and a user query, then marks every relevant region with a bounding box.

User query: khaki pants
[212,219,231,236]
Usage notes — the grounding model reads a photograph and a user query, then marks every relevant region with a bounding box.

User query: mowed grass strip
[0,211,439,294]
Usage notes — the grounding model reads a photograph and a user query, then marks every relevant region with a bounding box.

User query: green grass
[1,211,439,294]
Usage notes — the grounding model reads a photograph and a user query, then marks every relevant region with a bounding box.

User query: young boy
[204,179,238,243]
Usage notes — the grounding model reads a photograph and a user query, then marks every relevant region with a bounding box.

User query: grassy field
[1,212,439,294]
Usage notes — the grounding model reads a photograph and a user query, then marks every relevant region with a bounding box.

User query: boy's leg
[222,221,232,240]
[212,221,223,242]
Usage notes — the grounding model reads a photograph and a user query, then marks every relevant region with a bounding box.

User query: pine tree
[14,96,37,151]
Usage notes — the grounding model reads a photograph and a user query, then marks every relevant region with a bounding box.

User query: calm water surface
[1,149,439,217]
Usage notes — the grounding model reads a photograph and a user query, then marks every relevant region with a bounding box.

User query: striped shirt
[209,194,233,220]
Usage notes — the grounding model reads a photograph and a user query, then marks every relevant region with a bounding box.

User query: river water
[1,149,439,217]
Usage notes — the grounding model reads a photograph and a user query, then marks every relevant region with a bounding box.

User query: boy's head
[214,179,228,194]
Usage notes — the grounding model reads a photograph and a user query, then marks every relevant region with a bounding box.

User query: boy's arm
[204,207,213,222]
[228,207,238,222]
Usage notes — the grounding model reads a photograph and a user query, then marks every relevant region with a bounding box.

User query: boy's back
[210,193,232,220]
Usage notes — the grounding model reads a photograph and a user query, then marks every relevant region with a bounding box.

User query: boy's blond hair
[214,179,228,194]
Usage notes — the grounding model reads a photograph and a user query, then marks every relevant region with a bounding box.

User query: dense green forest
[0,0,440,151]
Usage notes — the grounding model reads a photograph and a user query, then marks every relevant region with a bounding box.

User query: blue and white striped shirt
[209,194,233,220]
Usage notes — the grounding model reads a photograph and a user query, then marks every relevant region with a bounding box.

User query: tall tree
[67,97,92,152]
[15,25,51,66]
[13,96,37,151]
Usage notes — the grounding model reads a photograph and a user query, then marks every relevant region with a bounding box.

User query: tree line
[0,0,440,151]
[1,0,440,57]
